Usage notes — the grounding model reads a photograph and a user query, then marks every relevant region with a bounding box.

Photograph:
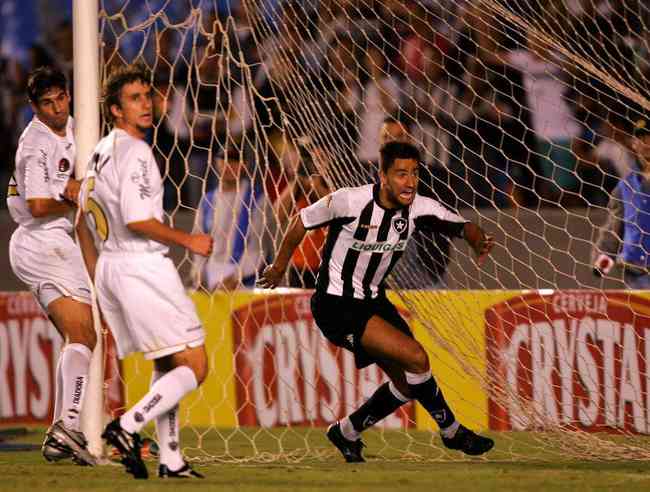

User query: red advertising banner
[232,293,414,428]
[0,292,63,424]
[0,291,123,425]
[486,291,650,434]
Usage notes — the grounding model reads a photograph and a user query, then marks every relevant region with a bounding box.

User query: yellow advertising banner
[122,290,517,431]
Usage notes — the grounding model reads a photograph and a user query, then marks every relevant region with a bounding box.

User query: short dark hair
[27,66,67,104]
[102,63,151,124]
[379,141,420,173]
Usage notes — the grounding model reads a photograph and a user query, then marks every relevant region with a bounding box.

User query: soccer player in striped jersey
[7,67,96,466]
[259,141,495,462]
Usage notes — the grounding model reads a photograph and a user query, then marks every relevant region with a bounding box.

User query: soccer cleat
[441,424,494,456]
[42,420,96,466]
[158,462,204,479]
[102,419,148,479]
[326,422,365,463]
[42,425,73,462]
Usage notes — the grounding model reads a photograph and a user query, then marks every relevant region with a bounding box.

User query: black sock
[407,375,456,429]
[348,382,407,432]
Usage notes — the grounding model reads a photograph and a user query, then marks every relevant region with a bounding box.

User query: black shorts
[310,291,413,369]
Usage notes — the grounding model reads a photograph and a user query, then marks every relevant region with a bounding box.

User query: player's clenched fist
[62,178,81,204]
[187,233,213,257]
[257,264,285,289]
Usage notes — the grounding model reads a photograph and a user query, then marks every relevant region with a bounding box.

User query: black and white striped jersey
[299,184,467,299]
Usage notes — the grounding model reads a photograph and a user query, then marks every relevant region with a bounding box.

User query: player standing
[7,66,96,466]
[259,141,495,462]
[77,64,212,479]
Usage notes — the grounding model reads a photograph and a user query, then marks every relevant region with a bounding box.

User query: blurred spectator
[193,148,268,290]
[166,23,241,207]
[398,0,450,130]
[484,32,582,204]
[592,115,636,179]
[322,34,360,161]
[450,4,538,206]
[593,118,650,288]
[275,137,330,288]
[575,113,632,207]
[356,41,400,167]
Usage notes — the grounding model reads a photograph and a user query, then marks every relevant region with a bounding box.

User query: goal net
[93,0,650,462]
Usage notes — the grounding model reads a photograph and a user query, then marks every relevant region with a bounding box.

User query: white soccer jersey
[81,128,166,254]
[7,116,75,231]
[300,184,467,299]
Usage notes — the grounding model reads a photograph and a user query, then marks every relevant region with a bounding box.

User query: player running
[259,141,495,462]
[7,66,96,466]
[77,64,212,479]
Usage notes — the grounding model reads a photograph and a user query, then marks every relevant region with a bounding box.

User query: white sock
[52,354,64,423]
[339,417,360,441]
[440,421,460,439]
[151,370,184,470]
[60,343,92,432]
[120,366,197,434]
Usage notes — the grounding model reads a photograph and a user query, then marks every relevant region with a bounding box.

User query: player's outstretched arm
[463,222,494,267]
[76,217,99,280]
[127,218,213,257]
[258,213,307,289]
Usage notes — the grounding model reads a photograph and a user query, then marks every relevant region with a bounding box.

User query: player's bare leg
[43,296,97,466]
[103,345,207,479]
[356,316,493,456]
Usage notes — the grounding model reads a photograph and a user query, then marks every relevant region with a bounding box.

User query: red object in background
[486,291,650,434]
[232,293,414,428]
[0,291,123,425]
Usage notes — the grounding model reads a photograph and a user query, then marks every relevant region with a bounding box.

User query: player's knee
[78,315,97,350]
[65,317,97,350]
[192,361,208,385]
[190,348,208,385]
[408,345,430,374]
[82,329,97,351]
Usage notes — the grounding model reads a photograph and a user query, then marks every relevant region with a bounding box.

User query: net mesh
[96,0,650,462]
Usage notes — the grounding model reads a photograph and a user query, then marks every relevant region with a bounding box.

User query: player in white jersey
[77,64,212,479]
[7,67,96,466]
[259,142,496,461]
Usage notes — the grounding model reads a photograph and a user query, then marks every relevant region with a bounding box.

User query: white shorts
[96,252,205,360]
[9,226,92,310]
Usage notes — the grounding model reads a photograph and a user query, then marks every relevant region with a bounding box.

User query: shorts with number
[96,252,205,360]
[310,291,413,369]
[9,226,92,310]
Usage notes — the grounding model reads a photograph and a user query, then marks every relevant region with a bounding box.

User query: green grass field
[1,427,650,491]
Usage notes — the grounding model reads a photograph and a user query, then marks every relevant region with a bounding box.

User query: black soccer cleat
[326,422,365,463]
[102,418,148,479]
[441,424,494,456]
[159,462,204,478]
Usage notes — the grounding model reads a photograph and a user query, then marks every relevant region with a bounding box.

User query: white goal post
[72,0,103,458]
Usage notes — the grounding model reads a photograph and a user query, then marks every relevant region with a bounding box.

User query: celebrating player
[7,66,96,466]
[259,141,495,462]
[77,64,212,479]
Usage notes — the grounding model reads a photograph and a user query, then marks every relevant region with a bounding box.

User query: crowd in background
[1,0,650,288]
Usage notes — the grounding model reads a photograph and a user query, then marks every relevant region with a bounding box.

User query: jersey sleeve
[119,142,162,224]
[23,141,55,200]
[413,196,468,238]
[299,188,349,230]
